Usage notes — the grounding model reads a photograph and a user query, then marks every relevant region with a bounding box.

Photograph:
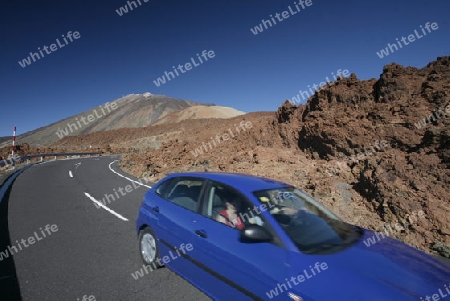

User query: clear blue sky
[0,0,449,137]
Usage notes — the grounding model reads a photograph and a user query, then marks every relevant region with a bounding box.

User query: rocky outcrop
[273,56,450,256]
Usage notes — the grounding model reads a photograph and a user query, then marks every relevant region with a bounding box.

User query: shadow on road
[0,184,22,300]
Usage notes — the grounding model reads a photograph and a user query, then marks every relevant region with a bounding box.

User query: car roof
[165,172,290,193]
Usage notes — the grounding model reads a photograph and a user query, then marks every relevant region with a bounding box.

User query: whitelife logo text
[116,0,149,16]
[266,262,328,299]
[419,282,450,301]
[250,0,313,35]
[414,103,450,129]
[93,178,150,209]
[290,69,350,105]
[0,224,58,261]
[362,210,426,247]
[376,22,438,58]
[55,102,118,139]
[131,243,193,280]
[153,50,215,87]
[190,121,253,158]
[18,31,81,68]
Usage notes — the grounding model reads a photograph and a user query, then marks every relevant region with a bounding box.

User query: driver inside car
[216,197,245,230]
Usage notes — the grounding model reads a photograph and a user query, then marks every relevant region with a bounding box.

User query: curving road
[0,156,211,301]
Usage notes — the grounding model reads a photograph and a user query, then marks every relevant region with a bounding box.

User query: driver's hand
[282,207,298,215]
[271,206,297,215]
[249,217,264,226]
[270,207,281,214]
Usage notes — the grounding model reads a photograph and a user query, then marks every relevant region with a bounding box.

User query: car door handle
[151,206,160,213]
[195,229,207,238]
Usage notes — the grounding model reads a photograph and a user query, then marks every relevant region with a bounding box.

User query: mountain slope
[0,93,203,147]
[152,105,245,125]
[0,137,10,145]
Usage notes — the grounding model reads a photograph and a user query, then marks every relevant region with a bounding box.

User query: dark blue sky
[0,0,449,137]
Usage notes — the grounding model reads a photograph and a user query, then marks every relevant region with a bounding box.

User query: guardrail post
[40,156,43,162]
[54,156,56,160]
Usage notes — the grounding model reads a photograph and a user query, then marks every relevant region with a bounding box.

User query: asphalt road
[0,156,211,301]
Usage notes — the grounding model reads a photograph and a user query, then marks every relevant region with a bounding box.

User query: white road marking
[84,192,129,221]
[69,171,73,177]
[108,160,152,189]
[75,162,81,169]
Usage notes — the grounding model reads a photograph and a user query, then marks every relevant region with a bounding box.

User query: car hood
[287,229,450,301]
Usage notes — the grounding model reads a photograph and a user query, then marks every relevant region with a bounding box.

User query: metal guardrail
[0,152,102,168]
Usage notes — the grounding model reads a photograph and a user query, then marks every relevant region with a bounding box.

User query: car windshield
[253,187,362,254]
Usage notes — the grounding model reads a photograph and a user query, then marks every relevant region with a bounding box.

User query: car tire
[139,227,162,268]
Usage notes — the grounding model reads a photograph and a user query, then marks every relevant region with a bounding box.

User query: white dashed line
[69,171,73,177]
[84,192,129,221]
[108,160,152,189]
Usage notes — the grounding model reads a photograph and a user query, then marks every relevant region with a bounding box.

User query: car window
[253,187,362,254]
[160,177,205,212]
[202,181,265,229]
[155,178,176,198]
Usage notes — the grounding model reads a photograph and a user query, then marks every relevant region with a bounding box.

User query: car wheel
[139,227,162,267]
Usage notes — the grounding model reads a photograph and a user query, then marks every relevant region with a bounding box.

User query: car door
[187,180,289,300]
[150,177,206,260]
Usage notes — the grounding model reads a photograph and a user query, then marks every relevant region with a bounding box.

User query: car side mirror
[240,224,273,243]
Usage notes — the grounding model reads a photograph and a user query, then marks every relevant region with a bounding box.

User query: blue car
[136,172,450,300]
